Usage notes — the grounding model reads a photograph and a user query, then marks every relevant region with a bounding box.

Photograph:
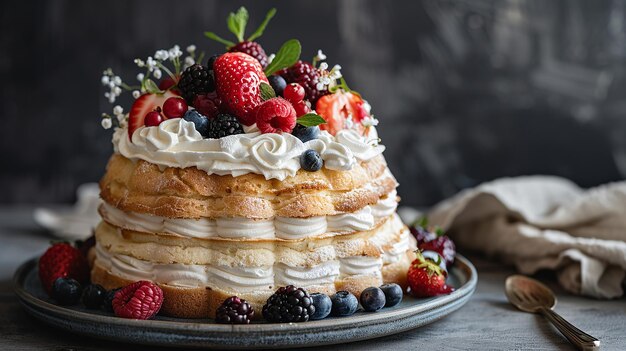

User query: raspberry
[279,61,329,104]
[229,41,268,68]
[255,98,296,134]
[112,281,163,320]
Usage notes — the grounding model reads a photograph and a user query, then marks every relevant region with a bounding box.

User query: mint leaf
[264,39,301,76]
[204,31,235,47]
[247,8,276,42]
[144,79,164,94]
[227,7,249,42]
[260,82,276,101]
[296,113,326,127]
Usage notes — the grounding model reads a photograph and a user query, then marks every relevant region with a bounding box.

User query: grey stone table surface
[1,205,625,351]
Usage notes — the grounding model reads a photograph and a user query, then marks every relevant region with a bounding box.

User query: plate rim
[14,254,477,348]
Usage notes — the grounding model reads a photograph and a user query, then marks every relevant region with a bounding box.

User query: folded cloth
[427,176,626,299]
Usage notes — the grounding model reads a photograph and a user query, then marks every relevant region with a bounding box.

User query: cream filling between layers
[370,213,414,264]
[339,256,383,277]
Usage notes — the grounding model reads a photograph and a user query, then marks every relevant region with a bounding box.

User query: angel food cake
[93,7,416,319]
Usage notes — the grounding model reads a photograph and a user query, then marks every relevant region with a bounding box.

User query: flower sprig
[100,105,127,130]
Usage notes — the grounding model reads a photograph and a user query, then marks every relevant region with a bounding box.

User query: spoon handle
[539,307,600,351]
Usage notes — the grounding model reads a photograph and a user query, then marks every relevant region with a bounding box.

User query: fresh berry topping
[360,287,386,312]
[315,91,366,135]
[215,296,255,324]
[82,284,106,309]
[214,52,269,125]
[292,125,320,143]
[262,285,315,323]
[255,97,297,133]
[103,288,120,313]
[293,101,311,117]
[283,83,305,103]
[410,225,438,245]
[182,110,210,136]
[144,111,164,127]
[229,41,269,68]
[128,91,180,139]
[407,251,454,298]
[178,64,215,104]
[38,243,88,295]
[158,75,179,91]
[419,235,456,266]
[51,277,82,305]
[192,92,222,119]
[112,281,164,320]
[310,293,332,320]
[162,97,188,119]
[300,149,323,172]
[279,61,329,104]
[268,75,287,97]
[330,291,358,317]
[207,54,220,69]
[207,113,244,139]
[380,283,403,308]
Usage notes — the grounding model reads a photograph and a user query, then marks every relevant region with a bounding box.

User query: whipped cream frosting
[275,261,340,287]
[369,213,414,264]
[370,190,398,220]
[339,256,383,276]
[113,118,385,180]
[274,216,327,239]
[327,206,375,232]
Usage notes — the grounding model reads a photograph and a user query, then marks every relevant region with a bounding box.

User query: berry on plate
[103,288,120,313]
[283,83,305,103]
[255,97,296,133]
[193,92,222,119]
[330,291,358,317]
[407,251,454,298]
[128,91,180,139]
[420,235,456,266]
[268,75,287,97]
[300,149,323,172]
[206,113,244,139]
[215,296,254,324]
[82,284,106,309]
[112,281,164,320]
[360,287,386,312]
[162,97,188,119]
[51,277,82,305]
[310,293,332,320]
[315,91,367,135]
[262,285,315,323]
[213,52,269,125]
[182,110,210,136]
[38,243,88,295]
[380,283,403,308]
[292,125,320,143]
[178,64,215,104]
[279,61,329,104]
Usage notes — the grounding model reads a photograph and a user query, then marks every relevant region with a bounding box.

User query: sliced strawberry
[315,91,366,135]
[128,91,180,140]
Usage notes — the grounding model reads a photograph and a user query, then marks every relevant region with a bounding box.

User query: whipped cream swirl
[113,118,384,180]
[339,256,383,276]
[370,190,398,220]
[275,261,340,287]
[274,216,327,239]
[327,206,375,232]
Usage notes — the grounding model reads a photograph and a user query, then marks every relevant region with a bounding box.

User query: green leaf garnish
[204,31,235,47]
[260,82,276,101]
[264,39,301,76]
[247,8,276,42]
[296,113,327,127]
[435,227,445,237]
[411,216,428,228]
[227,7,249,43]
[144,79,164,94]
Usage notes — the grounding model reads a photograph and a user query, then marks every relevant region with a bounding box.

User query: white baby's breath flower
[315,50,327,61]
[113,86,122,95]
[101,75,110,85]
[153,68,162,79]
[136,73,145,82]
[330,64,342,79]
[101,118,112,129]
[319,62,329,71]
[112,76,122,85]
[168,45,182,59]
[132,90,141,99]
[113,105,123,115]
[146,57,157,71]
[186,45,196,53]
[361,116,379,128]
[154,50,169,61]
[316,82,325,91]
[267,53,275,64]
[184,56,195,68]
[134,58,145,67]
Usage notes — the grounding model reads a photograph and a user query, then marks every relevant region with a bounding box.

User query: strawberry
[128,91,180,139]
[407,251,454,298]
[38,243,89,295]
[213,52,269,125]
[315,91,367,135]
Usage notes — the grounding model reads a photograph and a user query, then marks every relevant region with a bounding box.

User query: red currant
[144,111,164,126]
[162,97,188,118]
[283,83,305,103]
[293,101,311,117]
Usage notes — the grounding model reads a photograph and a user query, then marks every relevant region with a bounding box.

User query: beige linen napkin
[426,176,626,298]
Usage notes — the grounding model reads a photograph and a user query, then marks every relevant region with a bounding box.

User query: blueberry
[82,284,106,309]
[331,291,358,317]
[300,149,323,172]
[103,288,120,313]
[380,283,403,307]
[207,54,220,69]
[360,287,386,312]
[268,75,287,97]
[183,110,210,136]
[292,125,320,143]
[51,277,82,305]
[310,293,332,320]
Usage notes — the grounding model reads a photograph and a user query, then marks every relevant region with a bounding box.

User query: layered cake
[93,7,415,318]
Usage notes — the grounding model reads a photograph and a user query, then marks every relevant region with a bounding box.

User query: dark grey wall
[1,0,624,206]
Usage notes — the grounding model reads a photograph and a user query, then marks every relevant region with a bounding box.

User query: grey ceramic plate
[14,255,477,349]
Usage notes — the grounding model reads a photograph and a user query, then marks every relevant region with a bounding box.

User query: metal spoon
[505,275,600,351]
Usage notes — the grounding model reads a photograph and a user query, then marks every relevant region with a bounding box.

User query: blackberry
[215,296,254,324]
[262,285,315,323]
[178,64,215,104]
[207,114,244,139]
[229,41,268,68]
[279,61,329,104]
[82,284,106,309]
